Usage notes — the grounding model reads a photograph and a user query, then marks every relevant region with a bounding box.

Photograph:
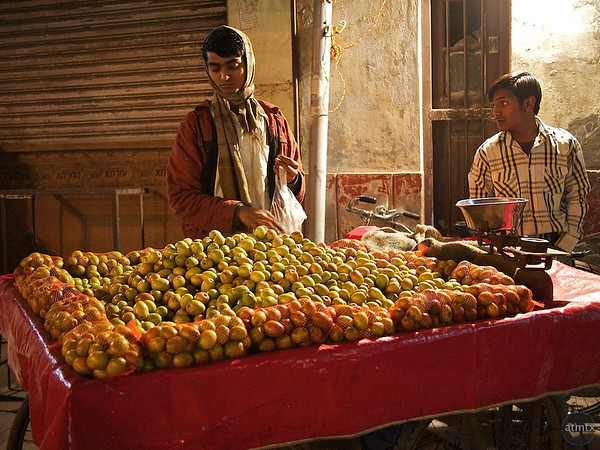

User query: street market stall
[1,259,600,449]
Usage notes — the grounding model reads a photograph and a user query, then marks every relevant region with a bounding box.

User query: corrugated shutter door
[0,0,226,151]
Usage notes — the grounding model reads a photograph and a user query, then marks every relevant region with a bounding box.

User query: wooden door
[429,0,510,235]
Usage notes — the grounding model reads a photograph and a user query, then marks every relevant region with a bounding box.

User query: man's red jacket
[167,99,305,238]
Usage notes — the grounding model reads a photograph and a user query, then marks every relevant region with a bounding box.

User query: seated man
[468,71,590,253]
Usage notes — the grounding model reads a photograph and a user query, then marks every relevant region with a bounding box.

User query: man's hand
[274,155,300,184]
[236,205,284,234]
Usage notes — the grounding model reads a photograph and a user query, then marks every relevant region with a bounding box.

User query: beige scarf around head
[204,26,265,206]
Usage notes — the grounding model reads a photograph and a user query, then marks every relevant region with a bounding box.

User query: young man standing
[167,26,305,238]
[468,71,590,253]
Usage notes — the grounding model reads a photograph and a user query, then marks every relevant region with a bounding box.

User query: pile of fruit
[13,226,538,378]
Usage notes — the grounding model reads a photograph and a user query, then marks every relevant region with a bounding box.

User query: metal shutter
[0,0,226,151]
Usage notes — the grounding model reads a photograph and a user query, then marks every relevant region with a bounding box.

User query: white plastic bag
[270,167,307,234]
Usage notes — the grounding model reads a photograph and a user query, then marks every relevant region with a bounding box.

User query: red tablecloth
[1,262,600,450]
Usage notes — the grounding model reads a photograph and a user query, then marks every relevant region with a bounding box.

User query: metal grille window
[429,0,509,235]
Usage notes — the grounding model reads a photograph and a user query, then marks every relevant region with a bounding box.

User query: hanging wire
[326,0,387,112]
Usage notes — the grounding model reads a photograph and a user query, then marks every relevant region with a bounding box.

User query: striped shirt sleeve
[555,135,590,252]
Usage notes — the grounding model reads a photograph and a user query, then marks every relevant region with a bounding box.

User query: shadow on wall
[584,173,600,236]
[569,113,600,169]
[0,151,47,273]
[569,114,600,236]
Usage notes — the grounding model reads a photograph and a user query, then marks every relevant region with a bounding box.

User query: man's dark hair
[202,26,245,63]
[488,71,542,115]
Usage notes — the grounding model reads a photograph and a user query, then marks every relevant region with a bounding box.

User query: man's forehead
[206,52,243,64]
[491,88,517,101]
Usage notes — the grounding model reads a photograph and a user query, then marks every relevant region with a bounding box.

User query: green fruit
[146,313,163,326]
[150,277,170,292]
[133,301,150,319]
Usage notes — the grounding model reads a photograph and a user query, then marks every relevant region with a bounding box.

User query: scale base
[475,227,565,271]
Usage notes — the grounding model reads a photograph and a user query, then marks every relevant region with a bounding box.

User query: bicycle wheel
[565,383,600,449]
[6,394,31,450]
[567,385,600,418]
[394,395,566,450]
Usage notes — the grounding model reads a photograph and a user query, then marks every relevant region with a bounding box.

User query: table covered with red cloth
[1,261,600,450]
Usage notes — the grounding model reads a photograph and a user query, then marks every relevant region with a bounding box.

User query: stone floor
[0,338,36,449]
[0,387,34,450]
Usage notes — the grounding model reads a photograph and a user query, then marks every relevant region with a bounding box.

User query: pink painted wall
[324,172,422,243]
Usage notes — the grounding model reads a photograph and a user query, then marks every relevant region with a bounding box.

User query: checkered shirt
[468,118,590,253]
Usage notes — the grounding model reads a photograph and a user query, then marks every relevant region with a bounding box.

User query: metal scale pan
[455,197,562,269]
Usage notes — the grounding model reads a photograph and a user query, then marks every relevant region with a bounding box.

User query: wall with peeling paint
[294,0,422,242]
[511,0,600,168]
[295,0,422,173]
